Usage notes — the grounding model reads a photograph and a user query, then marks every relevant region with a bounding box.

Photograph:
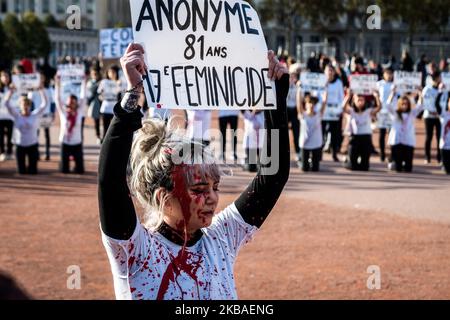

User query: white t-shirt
[286,83,298,109]
[186,110,212,141]
[422,85,440,119]
[6,100,47,147]
[349,109,373,135]
[323,79,344,121]
[98,79,125,115]
[58,109,84,145]
[440,111,450,150]
[299,112,323,150]
[243,112,265,149]
[376,80,395,129]
[102,203,257,300]
[388,105,424,147]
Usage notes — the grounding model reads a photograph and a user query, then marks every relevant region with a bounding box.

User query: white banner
[100,28,134,59]
[58,64,85,84]
[300,72,327,92]
[394,71,422,94]
[350,74,378,95]
[130,0,276,110]
[442,72,450,91]
[12,74,41,93]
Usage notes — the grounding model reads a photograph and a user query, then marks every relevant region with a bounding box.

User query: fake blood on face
[156,165,203,300]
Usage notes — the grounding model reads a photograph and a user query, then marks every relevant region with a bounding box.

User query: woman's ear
[155,188,170,208]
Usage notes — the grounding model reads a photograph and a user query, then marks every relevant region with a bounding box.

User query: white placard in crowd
[442,72,450,91]
[394,71,422,93]
[100,28,134,59]
[350,74,378,95]
[300,72,327,92]
[58,64,85,83]
[129,0,276,110]
[12,74,41,93]
[101,80,120,101]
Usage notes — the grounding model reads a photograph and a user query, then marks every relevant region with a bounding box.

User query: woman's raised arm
[98,43,147,240]
[235,51,290,228]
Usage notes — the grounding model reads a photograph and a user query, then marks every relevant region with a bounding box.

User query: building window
[87,0,94,14]
[14,0,24,13]
[0,0,7,13]
[42,0,50,13]
[56,0,65,14]
[28,0,35,12]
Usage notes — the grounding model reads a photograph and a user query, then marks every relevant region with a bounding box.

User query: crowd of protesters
[0,50,449,175]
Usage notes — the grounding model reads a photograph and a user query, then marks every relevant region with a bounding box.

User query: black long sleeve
[98,104,143,240]
[235,74,291,228]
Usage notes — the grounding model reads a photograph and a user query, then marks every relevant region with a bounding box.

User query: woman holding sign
[98,44,290,300]
[3,87,48,174]
[0,70,15,162]
[55,76,87,174]
[98,65,126,141]
[343,90,382,171]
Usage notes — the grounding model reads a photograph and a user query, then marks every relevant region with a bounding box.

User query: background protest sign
[442,72,450,91]
[394,71,422,94]
[57,64,85,102]
[100,28,134,59]
[130,0,276,110]
[58,64,85,83]
[300,72,327,92]
[350,74,378,95]
[12,74,41,93]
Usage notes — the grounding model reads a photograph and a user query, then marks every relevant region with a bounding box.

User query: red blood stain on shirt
[156,249,203,300]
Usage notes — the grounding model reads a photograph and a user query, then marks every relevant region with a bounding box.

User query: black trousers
[379,128,388,161]
[16,144,39,174]
[322,120,341,157]
[301,148,321,172]
[218,116,238,159]
[61,143,84,174]
[425,118,441,162]
[442,149,450,174]
[94,118,101,138]
[346,135,372,171]
[391,144,414,172]
[102,114,114,140]
[245,148,260,172]
[38,128,51,159]
[0,119,14,155]
[287,108,301,155]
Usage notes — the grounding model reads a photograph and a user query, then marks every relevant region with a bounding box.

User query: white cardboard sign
[350,74,378,95]
[394,71,422,94]
[12,74,41,93]
[58,64,85,84]
[129,0,276,110]
[442,72,450,91]
[300,72,327,92]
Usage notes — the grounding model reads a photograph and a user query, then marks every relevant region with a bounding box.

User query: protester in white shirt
[28,73,54,161]
[286,72,301,161]
[343,90,382,171]
[4,87,47,174]
[218,109,240,162]
[0,70,15,161]
[376,68,395,162]
[438,92,450,174]
[322,65,345,162]
[55,76,86,174]
[98,65,126,140]
[298,93,327,172]
[422,71,442,164]
[242,110,265,172]
[386,90,424,172]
